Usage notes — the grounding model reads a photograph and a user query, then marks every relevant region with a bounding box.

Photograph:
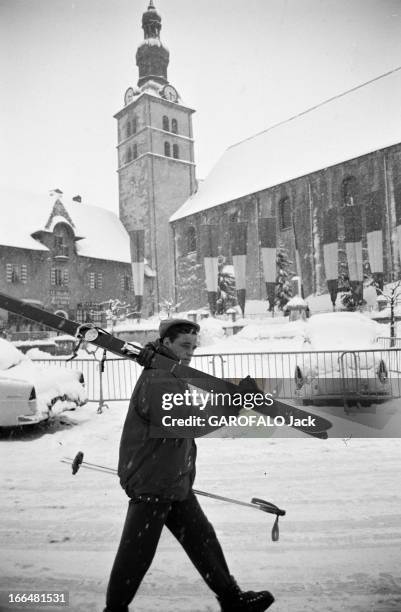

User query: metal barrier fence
[377,337,401,349]
[32,346,401,404]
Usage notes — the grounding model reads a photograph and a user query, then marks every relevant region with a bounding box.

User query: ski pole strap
[272,515,280,542]
[251,497,285,541]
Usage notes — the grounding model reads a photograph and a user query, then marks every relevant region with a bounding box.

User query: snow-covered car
[0,338,87,427]
[294,312,391,406]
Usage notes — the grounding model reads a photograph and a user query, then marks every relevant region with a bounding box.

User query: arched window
[162,115,169,131]
[164,142,171,157]
[171,118,178,134]
[279,197,291,230]
[126,121,131,138]
[173,144,179,159]
[132,116,137,134]
[133,144,138,159]
[187,226,197,253]
[126,147,132,163]
[342,176,357,206]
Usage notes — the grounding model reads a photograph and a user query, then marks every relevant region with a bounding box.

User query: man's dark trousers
[105,490,235,611]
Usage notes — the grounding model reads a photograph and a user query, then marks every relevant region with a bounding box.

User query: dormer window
[53,222,71,257]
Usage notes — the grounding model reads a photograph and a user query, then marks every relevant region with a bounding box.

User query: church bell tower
[114,1,196,315]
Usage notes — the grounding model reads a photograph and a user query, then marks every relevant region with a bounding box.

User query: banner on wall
[128,229,145,312]
[323,208,338,308]
[259,217,277,312]
[292,209,304,298]
[344,205,363,304]
[200,224,220,315]
[230,222,248,316]
[395,184,401,268]
[366,191,384,290]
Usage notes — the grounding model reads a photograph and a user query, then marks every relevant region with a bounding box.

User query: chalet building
[0,190,155,333]
[170,68,401,311]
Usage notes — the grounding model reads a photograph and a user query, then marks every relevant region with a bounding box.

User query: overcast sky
[1,0,401,214]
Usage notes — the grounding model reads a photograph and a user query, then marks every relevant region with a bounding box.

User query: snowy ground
[1,312,401,611]
[1,401,401,612]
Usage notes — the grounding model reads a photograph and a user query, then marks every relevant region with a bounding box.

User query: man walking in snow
[104,318,274,612]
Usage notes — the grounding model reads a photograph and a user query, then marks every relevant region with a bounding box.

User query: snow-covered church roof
[0,188,132,264]
[170,67,401,222]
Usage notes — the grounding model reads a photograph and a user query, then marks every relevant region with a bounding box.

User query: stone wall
[172,144,401,311]
[0,241,134,328]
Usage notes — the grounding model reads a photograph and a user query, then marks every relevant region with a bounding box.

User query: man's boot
[217,580,274,611]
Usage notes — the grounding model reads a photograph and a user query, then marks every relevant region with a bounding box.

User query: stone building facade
[0,194,134,333]
[170,69,401,312]
[171,145,401,310]
[114,1,196,315]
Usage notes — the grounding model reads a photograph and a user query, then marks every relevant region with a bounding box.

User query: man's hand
[238,375,261,395]
[136,342,158,368]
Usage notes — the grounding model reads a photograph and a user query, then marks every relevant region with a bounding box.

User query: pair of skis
[0,291,332,439]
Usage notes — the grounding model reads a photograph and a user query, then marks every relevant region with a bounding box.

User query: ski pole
[61,452,285,541]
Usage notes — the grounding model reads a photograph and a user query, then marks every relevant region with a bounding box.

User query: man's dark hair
[162,323,199,342]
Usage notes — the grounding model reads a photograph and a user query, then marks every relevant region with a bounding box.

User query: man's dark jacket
[118,343,212,501]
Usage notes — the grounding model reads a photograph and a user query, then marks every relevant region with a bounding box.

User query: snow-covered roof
[45,215,75,233]
[286,296,308,308]
[62,200,131,263]
[0,188,132,264]
[171,67,401,222]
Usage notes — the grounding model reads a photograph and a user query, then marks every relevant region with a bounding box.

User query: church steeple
[136,1,169,88]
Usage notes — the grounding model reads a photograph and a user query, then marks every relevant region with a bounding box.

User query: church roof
[0,188,132,264]
[170,67,401,222]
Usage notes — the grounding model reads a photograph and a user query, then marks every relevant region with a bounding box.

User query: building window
[126,147,132,163]
[187,226,197,253]
[173,144,179,159]
[230,211,239,223]
[132,116,137,134]
[164,141,171,157]
[342,176,357,206]
[54,235,63,249]
[133,143,138,159]
[171,118,178,134]
[162,115,169,131]
[6,263,27,284]
[89,272,103,289]
[279,197,291,230]
[120,274,132,291]
[53,232,69,257]
[126,121,131,138]
[51,268,68,286]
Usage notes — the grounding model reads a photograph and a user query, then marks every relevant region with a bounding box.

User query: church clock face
[162,84,178,102]
[124,87,134,106]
